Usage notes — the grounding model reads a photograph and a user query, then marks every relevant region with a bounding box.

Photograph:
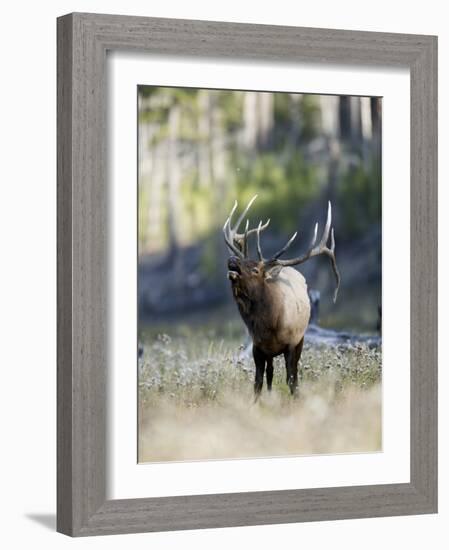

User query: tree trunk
[289,93,301,145]
[319,95,339,138]
[257,92,274,149]
[197,90,211,188]
[146,141,165,254]
[349,96,362,145]
[338,96,351,141]
[166,105,184,285]
[360,97,373,141]
[242,91,258,150]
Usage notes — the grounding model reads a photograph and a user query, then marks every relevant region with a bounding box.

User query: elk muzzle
[227,256,241,281]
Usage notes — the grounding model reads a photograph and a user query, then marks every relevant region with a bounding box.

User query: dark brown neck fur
[234,282,282,349]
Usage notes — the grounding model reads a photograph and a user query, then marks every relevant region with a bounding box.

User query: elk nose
[227,256,240,271]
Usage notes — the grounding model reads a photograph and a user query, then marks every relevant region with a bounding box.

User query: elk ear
[265,264,283,280]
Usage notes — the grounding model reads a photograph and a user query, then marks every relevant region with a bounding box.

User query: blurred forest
[138,86,382,333]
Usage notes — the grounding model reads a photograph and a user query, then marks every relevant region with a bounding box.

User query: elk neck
[235,279,280,338]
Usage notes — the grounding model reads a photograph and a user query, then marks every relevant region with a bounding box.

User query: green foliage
[300,95,321,140]
[273,93,291,126]
[216,91,244,132]
[338,156,381,238]
[273,93,321,144]
[179,176,217,241]
[137,86,383,337]
[138,86,199,130]
[138,182,149,251]
[200,234,221,278]
[233,151,320,233]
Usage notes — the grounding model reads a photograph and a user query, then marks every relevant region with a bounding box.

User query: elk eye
[251,267,259,274]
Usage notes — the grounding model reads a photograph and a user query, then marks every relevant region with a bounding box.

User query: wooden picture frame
[57,12,438,536]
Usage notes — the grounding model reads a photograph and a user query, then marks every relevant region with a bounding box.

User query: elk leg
[284,339,304,396]
[253,346,266,397]
[266,358,274,391]
[296,336,304,388]
[284,347,296,395]
[287,337,304,396]
[296,337,304,365]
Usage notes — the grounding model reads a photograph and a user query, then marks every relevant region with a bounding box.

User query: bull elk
[223,195,340,397]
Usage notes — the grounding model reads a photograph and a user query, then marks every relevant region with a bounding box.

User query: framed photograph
[57,13,437,536]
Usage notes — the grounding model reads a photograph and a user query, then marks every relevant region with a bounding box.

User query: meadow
[138,319,382,463]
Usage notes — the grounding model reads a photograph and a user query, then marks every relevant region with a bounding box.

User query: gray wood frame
[57,12,437,537]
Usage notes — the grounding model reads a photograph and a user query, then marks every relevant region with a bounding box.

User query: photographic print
[137,86,382,463]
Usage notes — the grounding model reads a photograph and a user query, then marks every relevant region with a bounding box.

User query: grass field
[138,319,382,463]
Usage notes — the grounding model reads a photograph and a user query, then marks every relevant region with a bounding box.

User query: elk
[223,195,340,397]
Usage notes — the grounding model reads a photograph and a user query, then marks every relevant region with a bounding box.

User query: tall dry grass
[138,331,382,462]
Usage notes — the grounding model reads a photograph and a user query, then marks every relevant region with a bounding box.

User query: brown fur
[228,256,311,396]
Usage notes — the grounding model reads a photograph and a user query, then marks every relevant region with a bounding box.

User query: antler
[223,195,270,258]
[266,202,341,302]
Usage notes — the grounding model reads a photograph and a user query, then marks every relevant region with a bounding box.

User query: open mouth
[227,269,240,281]
[227,258,241,281]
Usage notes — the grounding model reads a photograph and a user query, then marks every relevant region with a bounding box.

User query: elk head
[223,195,341,303]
